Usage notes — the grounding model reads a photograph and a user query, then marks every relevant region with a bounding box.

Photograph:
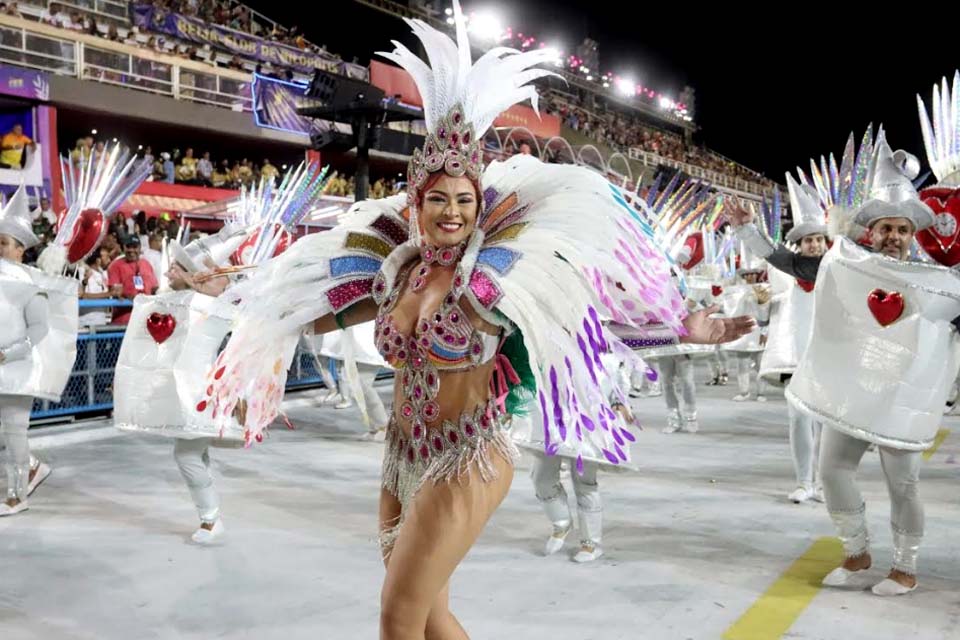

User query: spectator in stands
[227,55,244,71]
[238,158,254,187]
[142,145,155,167]
[105,24,122,43]
[160,152,175,184]
[79,248,116,328]
[101,231,121,262]
[107,235,158,324]
[92,140,106,164]
[212,159,231,188]
[519,142,532,156]
[39,3,71,28]
[31,196,55,227]
[197,151,213,186]
[142,231,163,279]
[261,158,278,183]
[3,2,22,17]
[176,147,198,183]
[0,123,34,169]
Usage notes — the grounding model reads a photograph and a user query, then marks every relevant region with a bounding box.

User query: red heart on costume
[916,187,960,266]
[796,279,815,293]
[711,285,723,296]
[867,289,904,327]
[66,208,106,264]
[146,312,177,344]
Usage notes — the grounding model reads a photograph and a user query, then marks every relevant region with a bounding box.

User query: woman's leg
[380,453,514,640]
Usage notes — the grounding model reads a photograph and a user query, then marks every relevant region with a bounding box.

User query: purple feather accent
[598,410,609,432]
[547,443,560,456]
[615,444,627,461]
[602,449,619,464]
[549,366,566,441]
[646,367,658,382]
[576,455,584,474]
[580,413,596,432]
[620,427,636,443]
[539,391,550,451]
[575,422,582,441]
[588,306,607,352]
[612,428,625,446]
[576,334,599,386]
[582,320,603,368]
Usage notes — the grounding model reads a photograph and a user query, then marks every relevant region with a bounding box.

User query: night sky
[249,1,955,184]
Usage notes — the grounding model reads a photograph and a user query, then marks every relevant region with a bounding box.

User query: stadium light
[658,96,674,109]
[445,7,452,15]
[616,77,635,96]
[91,129,97,134]
[586,75,593,81]
[469,10,504,42]
[446,17,455,25]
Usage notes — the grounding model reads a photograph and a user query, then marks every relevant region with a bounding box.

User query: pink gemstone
[414,385,423,399]
[424,249,434,260]
[445,296,454,305]
[426,373,436,386]
[402,403,414,418]
[451,132,459,145]
[383,326,391,336]
[450,313,459,323]
[481,415,491,428]
[434,326,444,335]
[398,350,407,360]
[448,431,459,444]
[394,336,403,346]
[445,335,455,344]
[435,313,442,322]
[419,266,428,276]
[412,356,424,368]
[472,344,481,355]
[419,444,430,460]
[454,276,463,287]
[432,436,443,451]
[458,336,467,346]
[383,343,391,353]
[375,282,384,292]
[420,321,429,333]
[420,338,430,347]
[413,278,424,289]
[453,112,461,123]
[463,132,471,144]
[464,423,475,437]
[424,403,436,417]
[438,127,446,139]
[413,424,423,439]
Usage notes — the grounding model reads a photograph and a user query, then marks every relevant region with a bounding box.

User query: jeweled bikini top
[373,246,500,431]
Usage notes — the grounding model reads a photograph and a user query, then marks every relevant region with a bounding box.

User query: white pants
[1,395,33,501]
[709,350,729,378]
[531,455,602,545]
[173,437,221,524]
[788,400,821,488]
[338,363,390,429]
[819,426,923,574]
[659,356,696,416]
[734,352,762,396]
[317,356,339,394]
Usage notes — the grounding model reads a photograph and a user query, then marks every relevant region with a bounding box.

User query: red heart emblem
[916,187,960,266]
[65,208,106,264]
[711,285,723,296]
[867,289,904,327]
[146,312,177,344]
[796,279,815,293]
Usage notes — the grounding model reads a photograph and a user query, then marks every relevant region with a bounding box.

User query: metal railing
[0,14,253,112]
[18,0,129,23]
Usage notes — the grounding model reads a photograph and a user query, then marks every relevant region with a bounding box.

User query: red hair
[415,171,482,209]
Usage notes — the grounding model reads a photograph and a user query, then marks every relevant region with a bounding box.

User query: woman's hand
[681,305,755,344]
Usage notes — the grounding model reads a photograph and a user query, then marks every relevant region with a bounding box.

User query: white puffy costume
[114,165,331,539]
[719,246,770,402]
[775,127,953,594]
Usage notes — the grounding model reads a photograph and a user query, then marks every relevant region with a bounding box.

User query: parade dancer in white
[721,249,770,402]
[731,131,955,596]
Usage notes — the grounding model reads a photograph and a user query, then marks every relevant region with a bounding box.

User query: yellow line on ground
[722,537,842,640]
[923,428,950,461]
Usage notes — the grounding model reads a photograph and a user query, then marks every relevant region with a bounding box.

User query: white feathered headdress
[376,0,557,221]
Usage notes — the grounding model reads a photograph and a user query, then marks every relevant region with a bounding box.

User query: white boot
[27,460,52,497]
[681,411,699,434]
[191,518,225,544]
[662,410,682,434]
[0,500,28,517]
[544,524,571,556]
[788,485,815,504]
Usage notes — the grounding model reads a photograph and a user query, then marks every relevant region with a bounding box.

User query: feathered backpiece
[376,0,557,228]
[917,70,960,187]
[38,143,151,274]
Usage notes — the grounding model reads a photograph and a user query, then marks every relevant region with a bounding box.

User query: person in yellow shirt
[238,159,254,187]
[176,148,199,183]
[0,124,35,169]
[261,158,279,183]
